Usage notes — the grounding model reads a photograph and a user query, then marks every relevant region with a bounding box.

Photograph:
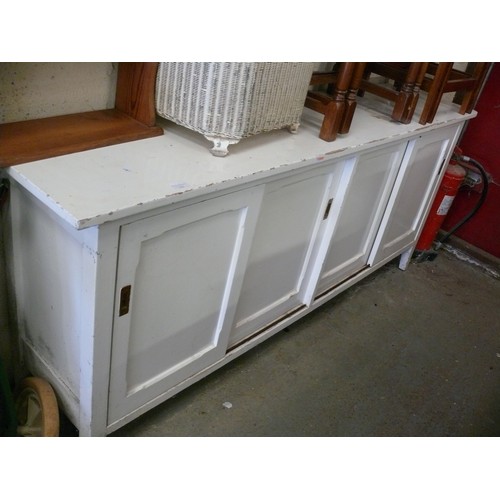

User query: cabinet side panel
[10,184,83,399]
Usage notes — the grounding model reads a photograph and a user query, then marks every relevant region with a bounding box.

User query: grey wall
[0,62,117,123]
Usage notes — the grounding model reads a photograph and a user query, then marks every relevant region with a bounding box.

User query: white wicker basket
[155,62,314,156]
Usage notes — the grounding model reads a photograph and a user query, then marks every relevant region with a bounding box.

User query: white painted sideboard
[2,101,473,436]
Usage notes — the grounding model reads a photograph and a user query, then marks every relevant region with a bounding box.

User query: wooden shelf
[0,63,164,168]
[0,109,163,167]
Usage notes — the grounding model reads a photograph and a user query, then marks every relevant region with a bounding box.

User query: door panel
[228,163,345,348]
[369,125,461,265]
[316,141,407,295]
[108,187,263,424]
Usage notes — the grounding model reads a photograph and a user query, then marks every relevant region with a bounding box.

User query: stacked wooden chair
[305,62,367,142]
[305,62,492,141]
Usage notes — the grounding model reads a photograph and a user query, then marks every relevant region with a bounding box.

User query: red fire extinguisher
[415,153,466,254]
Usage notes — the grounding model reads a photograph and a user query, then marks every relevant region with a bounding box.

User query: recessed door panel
[369,125,461,265]
[316,141,407,295]
[108,187,263,424]
[229,165,344,348]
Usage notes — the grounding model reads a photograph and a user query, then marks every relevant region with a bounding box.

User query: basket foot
[205,136,241,157]
[287,123,300,134]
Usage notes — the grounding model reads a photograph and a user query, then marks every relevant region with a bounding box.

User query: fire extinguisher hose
[434,155,489,249]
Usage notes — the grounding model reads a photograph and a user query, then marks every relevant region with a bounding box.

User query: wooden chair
[358,62,429,124]
[304,62,367,142]
[358,62,492,125]
[418,62,492,124]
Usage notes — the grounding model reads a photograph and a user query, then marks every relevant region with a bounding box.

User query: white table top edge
[4,99,475,230]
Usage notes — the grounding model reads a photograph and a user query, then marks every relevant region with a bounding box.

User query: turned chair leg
[458,62,491,114]
[392,62,427,124]
[317,62,356,142]
[339,62,366,134]
[419,63,454,125]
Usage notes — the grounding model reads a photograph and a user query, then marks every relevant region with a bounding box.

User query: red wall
[442,63,500,258]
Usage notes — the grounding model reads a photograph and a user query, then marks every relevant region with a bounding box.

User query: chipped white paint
[6,99,474,230]
[2,97,474,436]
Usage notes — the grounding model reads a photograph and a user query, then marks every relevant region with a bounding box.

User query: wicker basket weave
[155,62,314,156]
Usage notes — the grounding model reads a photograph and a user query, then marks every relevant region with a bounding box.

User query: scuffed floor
[78,249,500,437]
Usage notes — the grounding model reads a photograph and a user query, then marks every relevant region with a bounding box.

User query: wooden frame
[0,63,164,168]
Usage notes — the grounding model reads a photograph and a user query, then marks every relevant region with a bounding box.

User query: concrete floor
[63,249,500,437]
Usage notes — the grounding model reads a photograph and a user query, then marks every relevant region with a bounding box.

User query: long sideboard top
[3,96,475,230]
